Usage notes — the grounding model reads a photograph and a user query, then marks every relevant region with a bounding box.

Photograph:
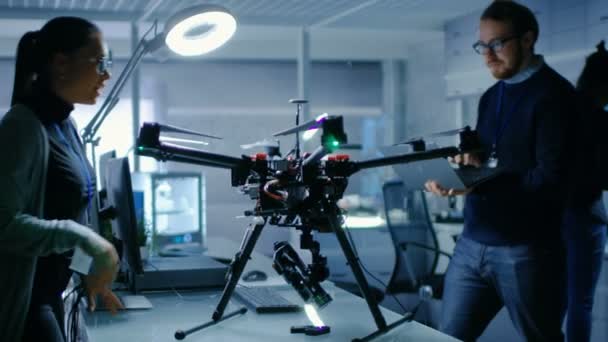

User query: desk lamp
[80,4,237,169]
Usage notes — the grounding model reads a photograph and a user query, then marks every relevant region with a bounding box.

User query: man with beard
[425,1,572,341]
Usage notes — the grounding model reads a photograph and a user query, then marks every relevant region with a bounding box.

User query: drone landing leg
[173,219,267,340]
[213,219,266,320]
[323,199,411,342]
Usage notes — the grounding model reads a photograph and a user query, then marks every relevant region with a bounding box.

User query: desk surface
[85,286,458,342]
[85,237,459,342]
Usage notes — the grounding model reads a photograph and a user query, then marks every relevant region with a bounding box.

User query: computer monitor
[102,163,226,294]
[105,157,144,277]
[91,150,118,235]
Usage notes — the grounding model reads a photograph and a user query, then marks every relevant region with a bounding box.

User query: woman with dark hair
[0,17,121,342]
[562,40,608,342]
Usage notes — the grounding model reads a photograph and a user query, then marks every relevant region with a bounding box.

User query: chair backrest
[382,180,439,292]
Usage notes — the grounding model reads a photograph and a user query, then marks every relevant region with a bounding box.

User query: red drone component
[336,154,350,161]
[255,153,268,161]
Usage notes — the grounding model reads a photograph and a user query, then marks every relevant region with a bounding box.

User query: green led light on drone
[324,137,340,151]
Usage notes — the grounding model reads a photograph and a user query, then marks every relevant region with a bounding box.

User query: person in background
[425,1,573,340]
[0,17,122,342]
[561,40,608,342]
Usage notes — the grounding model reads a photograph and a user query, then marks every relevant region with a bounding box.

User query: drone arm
[136,121,244,169]
[303,145,330,167]
[136,141,244,169]
[135,138,256,187]
[354,146,461,172]
[162,142,242,168]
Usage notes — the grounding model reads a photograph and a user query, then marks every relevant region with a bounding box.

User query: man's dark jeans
[440,236,566,341]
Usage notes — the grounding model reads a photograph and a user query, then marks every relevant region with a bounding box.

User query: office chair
[381,180,452,299]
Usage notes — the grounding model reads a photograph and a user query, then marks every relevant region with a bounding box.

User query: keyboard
[158,243,205,257]
[234,286,302,314]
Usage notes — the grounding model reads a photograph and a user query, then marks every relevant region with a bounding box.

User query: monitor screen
[151,173,203,250]
[98,150,116,191]
[105,157,144,276]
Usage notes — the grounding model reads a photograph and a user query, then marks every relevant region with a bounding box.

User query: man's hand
[449,153,482,168]
[425,180,471,197]
[426,153,480,197]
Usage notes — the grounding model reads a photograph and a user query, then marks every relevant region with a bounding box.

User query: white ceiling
[0,0,489,30]
[0,0,490,60]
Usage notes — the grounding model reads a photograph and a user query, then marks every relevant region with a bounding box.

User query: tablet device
[379,145,501,191]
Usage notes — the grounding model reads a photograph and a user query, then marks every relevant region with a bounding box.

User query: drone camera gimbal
[273,241,332,309]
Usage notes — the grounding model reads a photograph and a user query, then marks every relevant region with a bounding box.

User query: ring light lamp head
[164,4,237,57]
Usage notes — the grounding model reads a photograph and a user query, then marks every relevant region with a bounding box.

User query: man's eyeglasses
[472,36,519,55]
[87,51,113,75]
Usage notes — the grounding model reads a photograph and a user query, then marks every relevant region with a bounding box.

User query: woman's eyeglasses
[87,51,113,75]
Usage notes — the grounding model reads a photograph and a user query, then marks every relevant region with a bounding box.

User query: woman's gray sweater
[0,104,102,342]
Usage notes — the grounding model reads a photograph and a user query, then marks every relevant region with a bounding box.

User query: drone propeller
[426,126,471,138]
[394,126,471,146]
[159,136,209,145]
[157,123,223,140]
[240,139,281,157]
[273,114,331,137]
[393,137,424,147]
[240,139,280,150]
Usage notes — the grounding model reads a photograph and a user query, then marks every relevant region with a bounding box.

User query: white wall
[404,39,461,140]
[444,0,608,100]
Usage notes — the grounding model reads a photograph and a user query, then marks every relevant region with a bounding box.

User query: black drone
[135,100,481,342]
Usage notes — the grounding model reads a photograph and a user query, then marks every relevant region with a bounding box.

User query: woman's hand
[83,238,123,313]
[83,276,124,314]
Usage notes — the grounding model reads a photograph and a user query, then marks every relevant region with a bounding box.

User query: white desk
[85,286,459,342]
[84,237,459,342]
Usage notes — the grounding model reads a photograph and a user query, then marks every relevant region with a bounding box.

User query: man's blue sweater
[463,63,575,246]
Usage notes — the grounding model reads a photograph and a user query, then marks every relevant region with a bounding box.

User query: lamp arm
[80,21,161,144]
[81,42,148,143]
